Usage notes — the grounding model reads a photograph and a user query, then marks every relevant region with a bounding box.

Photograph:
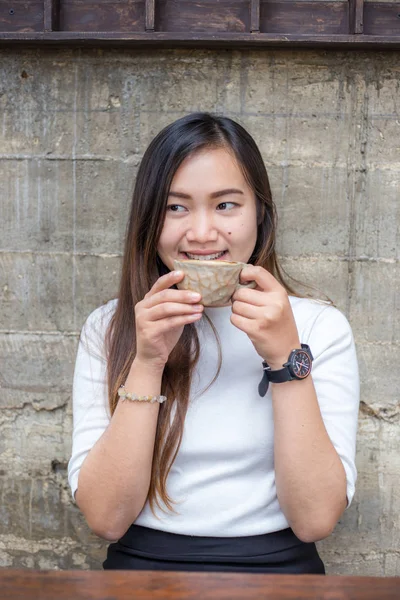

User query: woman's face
[157,147,258,270]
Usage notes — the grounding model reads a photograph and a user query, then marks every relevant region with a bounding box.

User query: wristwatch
[258,344,313,397]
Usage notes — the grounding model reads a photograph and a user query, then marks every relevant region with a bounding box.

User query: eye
[217,202,238,211]
[166,204,186,213]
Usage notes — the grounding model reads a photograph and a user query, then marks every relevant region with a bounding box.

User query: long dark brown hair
[105,113,318,515]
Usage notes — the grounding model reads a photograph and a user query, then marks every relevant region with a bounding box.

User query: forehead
[170,147,251,191]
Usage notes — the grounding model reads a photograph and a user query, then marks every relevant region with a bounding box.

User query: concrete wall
[0,47,399,574]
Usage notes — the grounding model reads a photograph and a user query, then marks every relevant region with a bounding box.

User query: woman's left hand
[231,265,301,370]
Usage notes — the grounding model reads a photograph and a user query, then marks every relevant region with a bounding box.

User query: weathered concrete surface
[0,47,399,574]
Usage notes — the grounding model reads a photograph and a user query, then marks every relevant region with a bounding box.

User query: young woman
[68,113,359,574]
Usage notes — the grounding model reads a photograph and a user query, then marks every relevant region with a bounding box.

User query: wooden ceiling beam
[44,0,60,32]
[1,31,400,49]
[250,0,260,33]
[145,0,155,32]
[350,0,365,34]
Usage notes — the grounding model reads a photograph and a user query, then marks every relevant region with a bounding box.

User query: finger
[146,270,185,298]
[156,312,203,332]
[231,300,259,320]
[145,288,202,309]
[232,287,266,306]
[230,312,256,335]
[233,286,285,308]
[148,302,204,322]
[239,265,283,293]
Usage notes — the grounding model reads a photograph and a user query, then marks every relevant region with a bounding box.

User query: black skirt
[103,524,325,574]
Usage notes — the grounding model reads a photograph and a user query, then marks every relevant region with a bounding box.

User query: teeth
[186,251,226,260]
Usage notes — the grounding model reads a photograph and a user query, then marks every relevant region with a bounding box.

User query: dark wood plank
[364,3,400,35]
[44,0,60,31]
[0,1,43,32]
[349,0,364,33]
[250,0,260,32]
[1,30,400,48]
[145,0,155,31]
[2,0,400,42]
[59,0,145,32]
[157,0,250,33]
[1,570,400,600]
[260,1,349,35]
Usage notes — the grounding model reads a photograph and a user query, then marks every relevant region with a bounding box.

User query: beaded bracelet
[117,385,167,404]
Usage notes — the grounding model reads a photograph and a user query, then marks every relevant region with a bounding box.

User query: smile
[184,251,227,260]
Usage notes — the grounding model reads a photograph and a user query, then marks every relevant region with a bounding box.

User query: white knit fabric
[68,295,359,537]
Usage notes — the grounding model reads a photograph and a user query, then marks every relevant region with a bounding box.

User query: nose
[185,211,218,243]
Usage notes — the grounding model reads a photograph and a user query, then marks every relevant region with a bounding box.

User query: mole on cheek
[228,232,231,235]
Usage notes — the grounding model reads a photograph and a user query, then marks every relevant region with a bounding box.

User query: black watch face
[292,350,312,379]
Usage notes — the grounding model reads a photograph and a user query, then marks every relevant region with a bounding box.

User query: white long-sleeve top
[68,295,359,537]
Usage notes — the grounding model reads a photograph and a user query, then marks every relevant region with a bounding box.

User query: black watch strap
[258,369,270,397]
[265,367,295,383]
[258,362,293,397]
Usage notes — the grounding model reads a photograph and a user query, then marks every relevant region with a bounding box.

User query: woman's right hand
[134,270,203,369]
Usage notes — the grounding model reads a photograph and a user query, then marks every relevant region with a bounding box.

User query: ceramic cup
[173,258,257,307]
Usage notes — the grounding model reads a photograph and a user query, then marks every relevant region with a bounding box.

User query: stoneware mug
[173,259,257,307]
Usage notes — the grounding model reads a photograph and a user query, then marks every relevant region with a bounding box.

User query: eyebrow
[168,188,244,200]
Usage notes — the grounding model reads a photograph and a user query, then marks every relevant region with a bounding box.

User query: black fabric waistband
[117,524,305,563]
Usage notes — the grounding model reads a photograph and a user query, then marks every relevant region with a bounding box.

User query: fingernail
[174,270,183,276]
[190,292,201,299]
